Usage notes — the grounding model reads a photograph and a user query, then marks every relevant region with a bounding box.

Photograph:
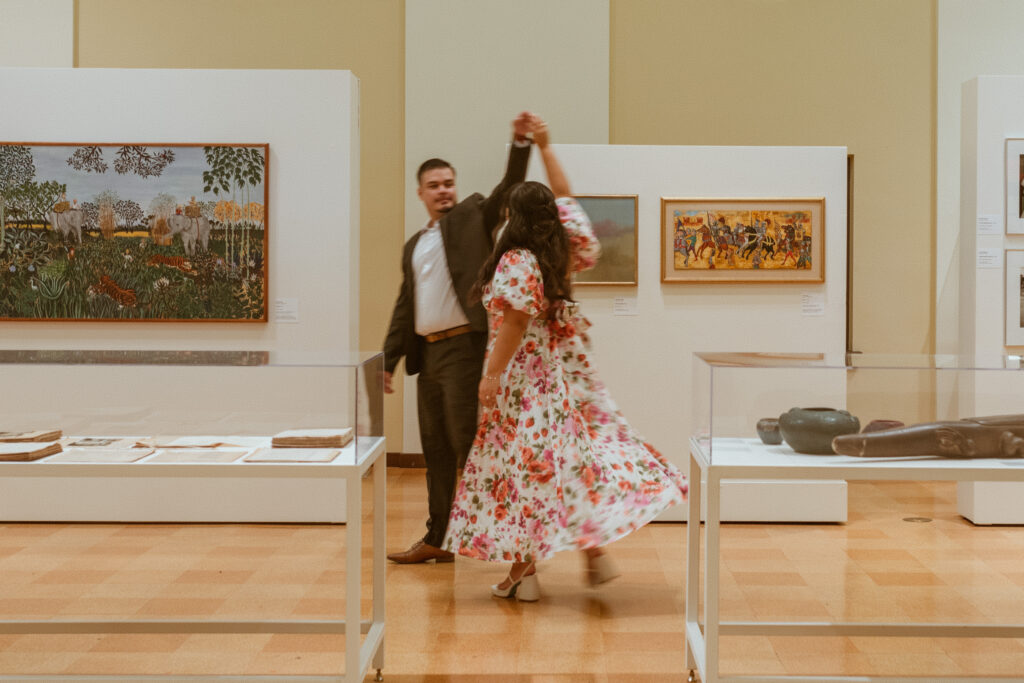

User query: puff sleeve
[486,248,544,317]
[556,196,601,273]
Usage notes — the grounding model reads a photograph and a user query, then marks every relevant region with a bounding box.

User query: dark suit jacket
[383,140,531,375]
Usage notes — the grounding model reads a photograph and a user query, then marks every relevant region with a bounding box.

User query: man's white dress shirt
[412,220,470,336]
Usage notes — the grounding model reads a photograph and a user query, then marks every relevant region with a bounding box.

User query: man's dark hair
[417,158,454,185]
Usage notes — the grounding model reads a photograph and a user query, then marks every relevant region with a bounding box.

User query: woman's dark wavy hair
[473,181,572,308]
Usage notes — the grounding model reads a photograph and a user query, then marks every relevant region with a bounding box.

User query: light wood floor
[1,468,1024,680]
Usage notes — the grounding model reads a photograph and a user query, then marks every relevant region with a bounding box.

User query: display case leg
[375,669,383,681]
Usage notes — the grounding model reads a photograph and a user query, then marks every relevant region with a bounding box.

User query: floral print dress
[443,197,688,563]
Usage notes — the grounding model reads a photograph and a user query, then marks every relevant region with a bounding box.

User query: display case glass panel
[0,349,384,463]
[692,352,1024,464]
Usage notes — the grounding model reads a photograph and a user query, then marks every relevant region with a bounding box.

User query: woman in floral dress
[443,117,688,601]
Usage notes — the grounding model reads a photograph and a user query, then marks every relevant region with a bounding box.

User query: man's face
[417,167,457,221]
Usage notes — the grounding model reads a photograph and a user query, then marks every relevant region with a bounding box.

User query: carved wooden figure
[832,414,1024,458]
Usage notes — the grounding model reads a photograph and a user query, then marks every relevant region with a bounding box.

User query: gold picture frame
[661,197,825,283]
[572,194,638,286]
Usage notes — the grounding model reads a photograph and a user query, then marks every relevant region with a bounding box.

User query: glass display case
[0,349,388,681]
[691,351,1024,465]
[686,352,1024,683]
[0,349,385,523]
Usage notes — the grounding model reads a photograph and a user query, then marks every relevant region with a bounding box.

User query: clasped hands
[513,111,549,148]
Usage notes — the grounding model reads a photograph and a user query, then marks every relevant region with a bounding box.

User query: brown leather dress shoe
[386,540,455,564]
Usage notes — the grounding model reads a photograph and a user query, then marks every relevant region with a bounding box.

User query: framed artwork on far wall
[660,197,825,283]
[1006,139,1024,234]
[0,141,268,322]
[571,194,638,286]
[1006,250,1024,346]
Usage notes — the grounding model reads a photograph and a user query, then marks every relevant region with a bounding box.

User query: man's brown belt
[423,324,473,343]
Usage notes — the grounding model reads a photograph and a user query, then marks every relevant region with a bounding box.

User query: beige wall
[76,0,406,447]
[610,0,936,356]
[0,0,73,66]
[402,0,609,453]
[72,0,941,446]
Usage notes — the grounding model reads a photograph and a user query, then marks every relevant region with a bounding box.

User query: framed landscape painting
[1006,250,1024,346]
[661,197,825,283]
[572,194,638,286]
[0,142,268,321]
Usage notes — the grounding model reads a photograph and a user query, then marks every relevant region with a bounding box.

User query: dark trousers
[417,331,486,548]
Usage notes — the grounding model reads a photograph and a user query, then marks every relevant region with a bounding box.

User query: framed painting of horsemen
[1005,139,1024,234]
[572,194,638,286]
[0,142,268,321]
[660,197,825,283]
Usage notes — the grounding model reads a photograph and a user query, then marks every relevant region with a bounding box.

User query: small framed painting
[661,197,825,283]
[1006,139,1024,234]
[1006,250,1024,346]
[572,194,638,286]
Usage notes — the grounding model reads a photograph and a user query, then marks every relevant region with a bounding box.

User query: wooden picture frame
[1006,139,1024,235]
[660,197,825,283]
[1006,249,1024,346]
[0,142,268,321]
[572,194,638,286]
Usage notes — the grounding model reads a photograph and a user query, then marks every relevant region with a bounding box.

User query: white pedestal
[691,478,847,523]
[680,438,847,523]
[958,481,1024,525]
[686,436,1024,683]
[0,437,385,523]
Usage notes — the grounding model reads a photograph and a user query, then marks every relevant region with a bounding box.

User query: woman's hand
[478,374,501,408]
[529,114,549,148]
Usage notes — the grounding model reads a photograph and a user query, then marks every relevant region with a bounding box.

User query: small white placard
[800,292,825,316]
[977,214,1001,235]
[613,297,639,316]
[274,298,299,323]
[977,248,1002,269]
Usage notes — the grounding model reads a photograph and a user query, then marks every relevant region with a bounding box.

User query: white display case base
[669,438,847,523]
[957,481,1024,525]
[688,478,847,523]
[0,437,385,523]
[687,436,1024,683]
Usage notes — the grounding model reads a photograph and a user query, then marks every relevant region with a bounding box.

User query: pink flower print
[471,533,495,557]
[529,517,547,540]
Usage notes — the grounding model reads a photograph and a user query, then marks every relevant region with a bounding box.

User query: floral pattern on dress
[443,197,687,563]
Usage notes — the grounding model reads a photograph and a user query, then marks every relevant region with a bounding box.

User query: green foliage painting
[0,143,268,321]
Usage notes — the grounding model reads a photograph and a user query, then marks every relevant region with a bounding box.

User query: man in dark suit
[383,113,533,564]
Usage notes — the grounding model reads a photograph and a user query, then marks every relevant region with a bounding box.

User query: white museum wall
[958,77,1024,359]
[937,1,1024,363]
[0,68,359,353]
[0,0,72,67]
[401,0,609,453]
[527,144,849,521]
[957,76,1024,523]
[0,68,361,521]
